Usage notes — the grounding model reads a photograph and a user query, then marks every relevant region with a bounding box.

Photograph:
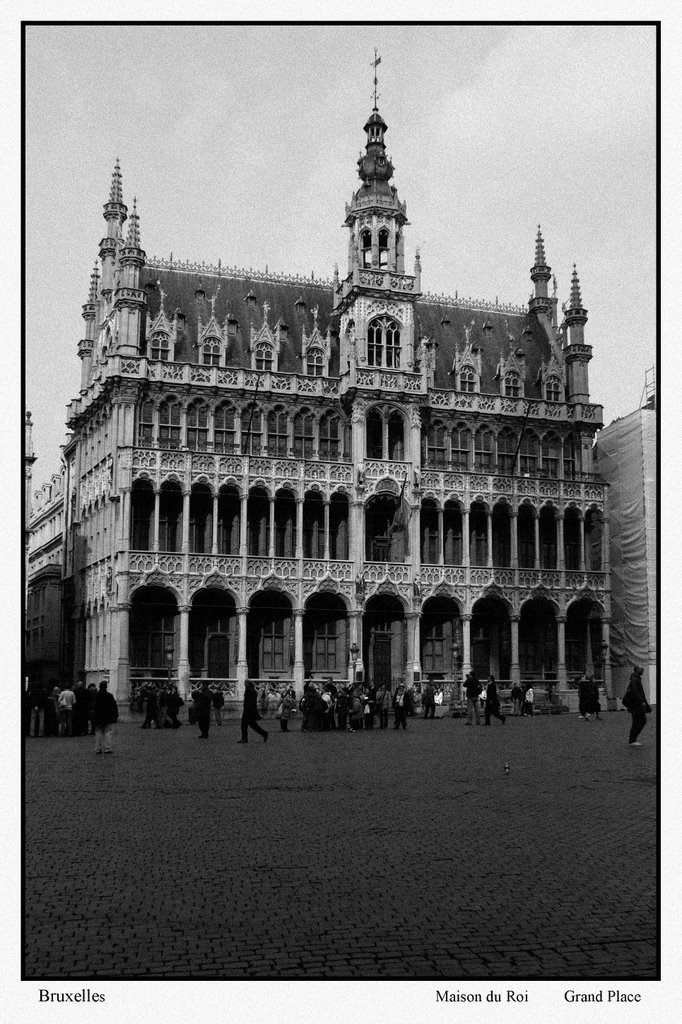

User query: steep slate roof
[143,262,553,399]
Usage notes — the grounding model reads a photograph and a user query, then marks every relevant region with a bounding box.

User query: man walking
[624,665,651,746]
[238,679,269,744]
[484,675,506,726]
[92,681,119,755]
[464,672,481,725]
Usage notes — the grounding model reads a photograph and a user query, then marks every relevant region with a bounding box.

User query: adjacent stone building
[53,97,610,707]
[26,466,65,685]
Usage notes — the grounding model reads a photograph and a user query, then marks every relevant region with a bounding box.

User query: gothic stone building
[60,102,611,706]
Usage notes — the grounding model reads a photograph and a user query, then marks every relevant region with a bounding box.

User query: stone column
[510,509,518,568]
[601,513,610,574]
[181,489,191,553]
[178,604,191,696]
[382,417,389,460]
[510,614,520,684]
[486,507,493,568]
[323,500,330,561]
[406,610,421,686]
[296,496,304,560]
[236,605,248,695]
[152,488,160,552]
[268,495,276,559]
[461,613,472,677]
[239,488,248,578]
[111,602,130,703]
[557,512,565,571]
[211,493,219,555]
[534,511,541,570]
[293,608,305,689]
[462,509,470,568]
[438,506,444,566]
[579,512,586,572]
[556,615,567,688]
[121,486,132,553]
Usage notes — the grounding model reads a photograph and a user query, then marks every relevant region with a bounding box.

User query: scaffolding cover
[595,408,656,672]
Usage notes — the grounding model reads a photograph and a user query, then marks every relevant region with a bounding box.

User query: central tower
[334,93,421,375]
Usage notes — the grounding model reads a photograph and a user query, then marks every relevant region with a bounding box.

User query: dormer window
[255,343,274,372]
[306,349,324,376]
[504,372,521,398]
[459,367,476,393]
[361,230,372,268]
[227,317,238,338]
[150,333,170,362]
[202,340,221,366]
[545,376,561,403]
[378,228,389,269]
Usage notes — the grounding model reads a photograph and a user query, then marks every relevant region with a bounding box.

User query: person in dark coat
[73,681,91,736]
[484,675,506,725]
[92,681,119,754]
[44,685,62,737]
[141,683,160,729]
[165,686,184,729]
[585,675,602,720]
[421,680,436,719]
[577,673,589,719]
[464,672,482,725]
[192,681,212,739]
[237,679,269,743]
[624,665,651,746]
[392,683,409,730]
[212,687,225,726]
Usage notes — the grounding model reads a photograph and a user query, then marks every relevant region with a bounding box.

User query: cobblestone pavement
[24,709,657,979]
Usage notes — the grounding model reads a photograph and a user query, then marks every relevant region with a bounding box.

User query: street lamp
[451,641,460,712]
[600,639,609,683]
[350,642,359,690]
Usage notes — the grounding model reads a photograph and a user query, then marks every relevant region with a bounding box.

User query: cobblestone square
[24,709,657,979]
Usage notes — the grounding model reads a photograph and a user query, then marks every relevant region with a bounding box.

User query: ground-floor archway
[189,588,237,680]
[566,598,604,678]
[420,596,461,680]
[363,595,405,689]
[470,597,511,680]
[303,593,348,680]
[247,590,293,680]
[519,597,558,680]
[129,585,178,679]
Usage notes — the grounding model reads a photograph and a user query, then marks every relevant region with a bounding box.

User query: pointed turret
[529,224,552,318]
[100,160,128,303]
[114,196,147,357]
[563,263,592,404]
[78,263,99,389]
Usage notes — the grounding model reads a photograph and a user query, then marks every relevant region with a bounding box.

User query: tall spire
[125,197,141,248]
[87,262,100,303]
[534,224,547,265]
[569,263,583,309]
[529,223,551,317]
[109,158,123,204]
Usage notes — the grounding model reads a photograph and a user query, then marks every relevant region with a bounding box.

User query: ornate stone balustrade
[428,389,602,426]
[302,559,354,581]
[418,468,605,507]
[354,367,424,393]
[363,562,411,585]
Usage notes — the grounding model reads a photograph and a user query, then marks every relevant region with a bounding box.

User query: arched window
[519,432,539,476]
[541,434,561,479]
[563,436,576,479]
[545,376,561,403]
[267,407,289,456]
[150,332,170,361]
[293,410,315,458]
[255,344,273,372]
[186,402,209,451]
[367,316,401,369]
[201,339,221,367]
[452,426,470,470]
[214,404,235,453]
[137,400,154,446]
[474,429,494,471]
[459,367,476,393]
[366,409,383,459]
[241,410,262,455]
[361,229,372,268]
[319,413,340,460]
[378,228,389,269]
[158,399,181,449]
[426,422,446,467]
[306,349,324,376]
[497,429,517,474]
[388,411,404,459]
[504,372,521,397]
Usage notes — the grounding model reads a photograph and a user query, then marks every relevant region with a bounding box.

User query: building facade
[57,100,610,707]
[594,400,656,703]
[26,467,65,685]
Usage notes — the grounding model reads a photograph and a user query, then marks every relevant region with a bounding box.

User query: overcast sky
[25,22,656,485]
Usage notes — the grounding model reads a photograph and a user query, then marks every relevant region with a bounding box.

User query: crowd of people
[25,663,652,749]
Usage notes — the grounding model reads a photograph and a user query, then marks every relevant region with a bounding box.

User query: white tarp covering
[595,407,656,699]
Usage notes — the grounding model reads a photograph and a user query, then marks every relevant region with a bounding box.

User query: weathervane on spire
[371,49,381,108]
